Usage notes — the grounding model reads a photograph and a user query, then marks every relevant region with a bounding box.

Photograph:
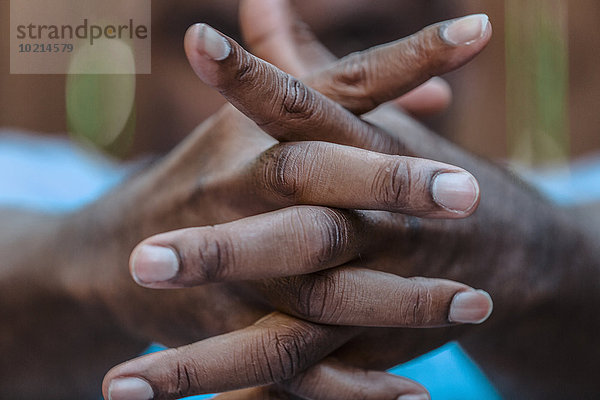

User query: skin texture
[109,3,600,400]
[0,10,491,400]
[237,4,600,398]
[100,15,496,400]
[103,3,600,400]
[1,3,599,400]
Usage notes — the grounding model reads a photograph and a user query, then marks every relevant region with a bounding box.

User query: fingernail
[449,290,493,324]
[432,172,479,213]
[108,377,154,400]
[194,23,231,60]
[131,245,179,285]
[396,393,431,400]
[442,14,489,46]
[397,394,429,400]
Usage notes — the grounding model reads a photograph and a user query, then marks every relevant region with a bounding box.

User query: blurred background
[1,0,599,165]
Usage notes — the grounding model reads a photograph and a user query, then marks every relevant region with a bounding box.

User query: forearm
[0,125,268,398]
[460,208,600,398]
[0,208,147,399]
[0,149,200,398]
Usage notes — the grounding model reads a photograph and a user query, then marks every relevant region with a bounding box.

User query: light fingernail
[194,23,231,60]
[432,172,479,213]
[131,245,179,285]
[449,290,493,324]
[442,14,490,46]
[398,394,429,400]
[108,377,154,400]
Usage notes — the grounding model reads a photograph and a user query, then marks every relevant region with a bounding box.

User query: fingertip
[477,15,494,49]
[184,23,233,86]
[437,14,493,63]
[395,77,453,116]
[449,289,493,324]
[184,23,204,60]
[391,375,430,400]
[422,13,493,75]
[240,0,291,46]
[423,77,453,106]
[440,14,491,46]
[188,23,231,61]
[106,377,154,400]
[129,244,180,288]
[431,170,480,216]
[103,352,167,400]
[398,394,430,400]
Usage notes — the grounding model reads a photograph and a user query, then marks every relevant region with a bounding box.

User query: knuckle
[185,227,233,283]
[255,74,324,135]
[306,208,351,267]
[289,277,326,320]
[403,33,443,73]
[333,53,379,107]
[174,360,192,396]
[233,49,260,84]
[288,272,340,322]
[172,351,202,396]
[372,158,413,210]
[281,75,316,118]
[336,53,370,89]
[261,145,303,199]
[256,328,307,382]
[401,281,434,326]
[261,143,327,201]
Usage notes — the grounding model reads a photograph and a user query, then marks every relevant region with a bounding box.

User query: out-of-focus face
[153,0,457,55]
[0,0,459,156]
[142,0,458,154]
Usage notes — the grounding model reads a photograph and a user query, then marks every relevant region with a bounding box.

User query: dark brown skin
[1,3,598,400]
[0,10,490,400]
[98,15,496,400]
[239,5,600,398]
[107,2,600,399]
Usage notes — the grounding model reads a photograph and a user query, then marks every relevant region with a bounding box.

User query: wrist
[459,209,600,398]
[57,145,218,339]
[0,209,147,398]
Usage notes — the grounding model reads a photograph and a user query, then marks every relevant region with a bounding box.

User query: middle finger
[248,141,480,218]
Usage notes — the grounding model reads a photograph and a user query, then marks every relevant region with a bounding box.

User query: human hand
[101,5,495,399]
[109,2,600,399]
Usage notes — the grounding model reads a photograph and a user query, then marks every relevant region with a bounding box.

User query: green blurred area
[65,38,137,158]
[506,0,569,166]
[66,73,136,158]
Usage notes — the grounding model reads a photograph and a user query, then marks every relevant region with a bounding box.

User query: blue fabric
[5,132,600,399]
[388,343,501,400]
[0,131,132,213]
[518,158,600,206]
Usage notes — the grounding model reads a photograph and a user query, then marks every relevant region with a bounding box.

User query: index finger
[184,23,403,154]
[103,313,355,399]
[306,14,492,114]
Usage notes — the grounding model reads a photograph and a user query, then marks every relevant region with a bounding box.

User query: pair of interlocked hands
[86,1,574,399]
